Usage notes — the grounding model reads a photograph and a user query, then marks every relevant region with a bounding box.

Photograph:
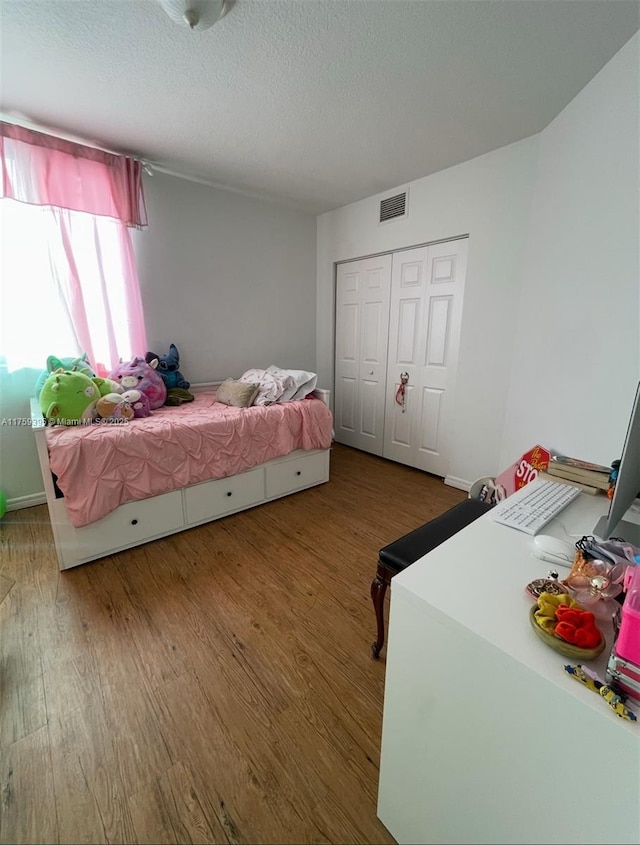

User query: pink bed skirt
[46,391,333,527]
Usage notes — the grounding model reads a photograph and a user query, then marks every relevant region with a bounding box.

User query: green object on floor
[0,490,6,520]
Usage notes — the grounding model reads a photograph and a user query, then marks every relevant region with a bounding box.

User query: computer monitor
[593,380,640,545]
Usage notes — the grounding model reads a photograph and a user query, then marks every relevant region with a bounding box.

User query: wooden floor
[0,444,466,845]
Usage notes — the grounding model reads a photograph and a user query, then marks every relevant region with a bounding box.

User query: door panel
[383,239,467,476]
[383,247,427,466]
[341,303,359,361]
[426,296,451,366]
[388,383,415,447]
[337,375,357,432]
[419,386,443,453]
[334,254,392,455]
[397,298,420,363]
[360,379,381,438]
[335,238,467,475]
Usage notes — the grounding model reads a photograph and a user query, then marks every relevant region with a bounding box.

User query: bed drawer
[55,491,185,566]
[184,467,265,525]
[265,450,330,499]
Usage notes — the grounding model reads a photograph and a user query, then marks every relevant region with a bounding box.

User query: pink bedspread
[46,391,333,527]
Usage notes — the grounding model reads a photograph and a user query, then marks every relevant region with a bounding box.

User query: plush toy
[125,389,151,418]
[95,392,136,422]
[34,353,95,398]
[108,357,167,409]
[145,344,190,390]
[96,389,151,421]
[38,366,150,425]
[39,370,103,424]
[165,387,195,405]
[97,377,124,396]
[96,394,134,422]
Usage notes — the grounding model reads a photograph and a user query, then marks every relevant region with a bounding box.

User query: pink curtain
[0,122,148,371]
[51,210,149,375]
[0,121,147,227]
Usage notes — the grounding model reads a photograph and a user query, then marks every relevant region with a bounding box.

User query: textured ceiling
[1,0,639,213]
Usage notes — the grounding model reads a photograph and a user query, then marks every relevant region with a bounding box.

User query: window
[0,121,148,375]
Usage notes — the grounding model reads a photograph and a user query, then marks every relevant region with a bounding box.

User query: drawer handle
[226,491,233,497]
[131,519,138,526]
[296,470,302,476]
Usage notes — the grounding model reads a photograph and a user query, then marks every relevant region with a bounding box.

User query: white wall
[134,173,318,383]
[500,33,640,470]
[317,138,540,487]
[0,175,317,506]
[317,33,639,488]
[0,367,48,508]
[3,35,638,507]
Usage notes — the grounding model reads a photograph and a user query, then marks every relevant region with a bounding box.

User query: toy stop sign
[515,445,551,489]
[495,444,551,498]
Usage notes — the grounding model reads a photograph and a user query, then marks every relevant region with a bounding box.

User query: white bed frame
[31,387,331,571]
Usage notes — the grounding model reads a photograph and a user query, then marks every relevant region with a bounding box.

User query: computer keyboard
[490,480,581,535]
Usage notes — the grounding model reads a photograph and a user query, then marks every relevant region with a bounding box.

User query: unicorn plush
[108,357,167,409]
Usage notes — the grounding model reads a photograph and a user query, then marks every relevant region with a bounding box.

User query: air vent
[379,192,407,223]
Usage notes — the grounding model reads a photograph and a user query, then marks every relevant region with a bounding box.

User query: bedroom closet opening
[334,236,468,478]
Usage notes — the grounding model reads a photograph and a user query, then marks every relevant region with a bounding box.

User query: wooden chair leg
[371,563,391,659]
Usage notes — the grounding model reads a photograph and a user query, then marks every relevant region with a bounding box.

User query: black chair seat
[379,498,494,573]
[371,497,494,658]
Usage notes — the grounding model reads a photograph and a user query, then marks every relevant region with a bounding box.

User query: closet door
[334,254,392,456]
[383,238,467,476]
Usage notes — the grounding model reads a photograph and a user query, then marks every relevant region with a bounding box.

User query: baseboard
[190,381,222,391]
[444,475,471,492]
[7,492,47,511]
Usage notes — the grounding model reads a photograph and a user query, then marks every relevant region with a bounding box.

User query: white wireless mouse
[532,535,575,567]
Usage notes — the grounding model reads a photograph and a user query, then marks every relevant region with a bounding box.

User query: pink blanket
[46,391,333,527]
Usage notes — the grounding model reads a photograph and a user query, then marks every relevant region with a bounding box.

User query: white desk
[377,485,640,845]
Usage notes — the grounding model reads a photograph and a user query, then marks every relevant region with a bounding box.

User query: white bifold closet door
[382,239,467,476]
[334,254,392,455]
[334,237,467,477]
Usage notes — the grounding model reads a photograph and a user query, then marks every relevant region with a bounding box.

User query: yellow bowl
[528,605,606,660]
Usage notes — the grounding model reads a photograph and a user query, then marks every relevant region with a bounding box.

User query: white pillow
[267,366,317,402]
[289,370,317,401]
[239,368,293,405]
[266,365,300,402]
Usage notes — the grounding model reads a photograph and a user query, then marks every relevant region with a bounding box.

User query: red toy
[554,604,601,649]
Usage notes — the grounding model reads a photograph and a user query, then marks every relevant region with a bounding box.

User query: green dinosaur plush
[93,377,123,397]
[39,369,104,425]
[34,353,95,398]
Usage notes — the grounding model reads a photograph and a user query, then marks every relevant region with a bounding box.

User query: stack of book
[541,454,611,495]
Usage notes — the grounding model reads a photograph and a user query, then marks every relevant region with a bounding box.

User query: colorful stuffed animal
[108,357,167,409]
[39,367,150,425]
[125,389,151,418]
[96,393,136,422]
[39,370,103,424]
[145,344,190,390]
[34,353,95,398]
[96,389,150,421]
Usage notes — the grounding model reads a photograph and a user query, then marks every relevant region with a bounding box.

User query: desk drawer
[185,467,265,524]
[265,451,329,499]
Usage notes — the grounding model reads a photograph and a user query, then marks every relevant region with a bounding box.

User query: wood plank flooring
[0,444,466,845]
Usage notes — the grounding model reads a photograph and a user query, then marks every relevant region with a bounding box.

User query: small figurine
[564,664,637,721]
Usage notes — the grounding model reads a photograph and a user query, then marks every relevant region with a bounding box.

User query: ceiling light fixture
[158,0,229,31]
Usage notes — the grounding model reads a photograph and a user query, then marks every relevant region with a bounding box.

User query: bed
[31,384,333,571]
